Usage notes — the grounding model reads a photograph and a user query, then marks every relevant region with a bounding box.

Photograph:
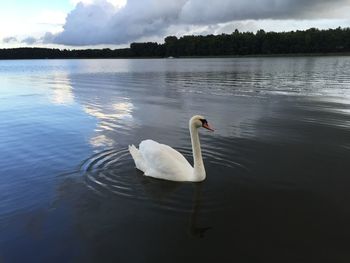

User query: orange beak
[203,122,214,132]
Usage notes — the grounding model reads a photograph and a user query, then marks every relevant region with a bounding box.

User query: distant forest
[1,27,350,59]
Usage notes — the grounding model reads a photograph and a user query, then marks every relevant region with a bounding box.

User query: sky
[1,0,350,49]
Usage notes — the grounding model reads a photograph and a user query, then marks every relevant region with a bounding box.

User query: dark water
[1,57,350,262]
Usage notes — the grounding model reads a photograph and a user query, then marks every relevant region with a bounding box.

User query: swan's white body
[129,115,213,182]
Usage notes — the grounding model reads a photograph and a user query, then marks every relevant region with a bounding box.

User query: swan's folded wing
[139,140,193,180]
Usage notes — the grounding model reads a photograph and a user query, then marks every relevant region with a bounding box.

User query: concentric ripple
[80,144,249,213]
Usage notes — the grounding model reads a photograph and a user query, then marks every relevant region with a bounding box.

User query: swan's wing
[158,142,191,164]
[138,140,193,181]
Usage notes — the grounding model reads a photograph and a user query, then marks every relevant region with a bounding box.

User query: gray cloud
[48,0,350,46]
[179,0,348,23]
[21,37,38,45]
[41,32,55,44]
[3,36,18,43]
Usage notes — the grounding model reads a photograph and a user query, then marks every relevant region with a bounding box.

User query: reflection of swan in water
[188,184,212,238]
[136,175,211,238]
[136,175,183,202]
[129,115,214,182]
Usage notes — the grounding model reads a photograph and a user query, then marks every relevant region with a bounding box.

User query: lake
[1,57,350,262]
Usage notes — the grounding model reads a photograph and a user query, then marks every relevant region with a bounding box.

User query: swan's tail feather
[128,144,138,158]
[128,144,146,173]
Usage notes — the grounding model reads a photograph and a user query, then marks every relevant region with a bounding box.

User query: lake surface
[1,57,350,262]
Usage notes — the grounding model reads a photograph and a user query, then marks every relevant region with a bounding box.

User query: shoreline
[177,52,350,58]
[1,52,350,60]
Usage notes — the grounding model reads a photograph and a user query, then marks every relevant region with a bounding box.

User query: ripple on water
[80,144,249,213]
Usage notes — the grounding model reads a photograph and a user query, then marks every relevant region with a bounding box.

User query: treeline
[1,27,350,59]
[163,27,350,56]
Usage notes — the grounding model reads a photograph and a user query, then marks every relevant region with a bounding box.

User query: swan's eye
[200,119,207,125]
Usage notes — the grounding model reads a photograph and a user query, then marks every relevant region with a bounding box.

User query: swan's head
[190,115,214,131]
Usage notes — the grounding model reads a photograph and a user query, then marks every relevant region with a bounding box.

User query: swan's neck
[190,124,206,181]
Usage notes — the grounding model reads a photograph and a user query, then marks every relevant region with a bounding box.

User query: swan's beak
[203,122,214,132]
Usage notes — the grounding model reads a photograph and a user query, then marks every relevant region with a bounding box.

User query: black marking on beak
[200,119,208,125]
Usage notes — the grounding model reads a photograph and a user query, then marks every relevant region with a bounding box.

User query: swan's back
[130,139,193,181]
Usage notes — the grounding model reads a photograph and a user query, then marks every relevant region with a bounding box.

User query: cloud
[47,0,350,46]
[71,0,127,8]
[3,36,18,43]
[178,0,348,23]
[41,32,55,44]
[52,0,187,45]
[21,37,38,45]
[53,1,117,45]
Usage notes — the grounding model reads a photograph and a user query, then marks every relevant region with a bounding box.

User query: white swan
[129,115,214,182]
